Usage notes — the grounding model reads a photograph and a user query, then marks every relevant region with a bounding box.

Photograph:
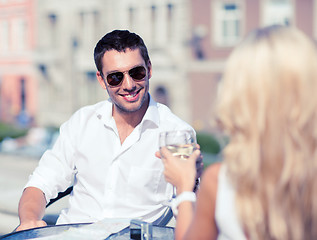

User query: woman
[158,25,317,239]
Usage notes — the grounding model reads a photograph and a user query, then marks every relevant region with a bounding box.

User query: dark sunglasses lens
[129,66,146,80]
[107,72,124,86]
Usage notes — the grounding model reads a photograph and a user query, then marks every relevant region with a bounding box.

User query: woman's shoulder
[203,162,222,182]
[199,162,222,199]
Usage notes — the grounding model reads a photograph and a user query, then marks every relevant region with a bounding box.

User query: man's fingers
[189,149,201,162]
[16,220,47,232]
[160,147,174,159]
[155,151,161,159]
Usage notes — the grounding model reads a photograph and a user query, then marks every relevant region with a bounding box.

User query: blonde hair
[216,25,317,239]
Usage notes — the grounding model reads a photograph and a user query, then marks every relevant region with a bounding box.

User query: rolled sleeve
[25,121,76,203]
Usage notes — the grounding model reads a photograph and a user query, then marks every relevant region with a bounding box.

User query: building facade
[33,0,192,127]
[0,0,317,132]
[34,0,109,126]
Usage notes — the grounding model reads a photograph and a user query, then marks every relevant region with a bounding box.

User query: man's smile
[120,88,142,102]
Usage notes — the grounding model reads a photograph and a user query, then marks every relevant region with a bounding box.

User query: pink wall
[0,0,37,125]
[188,0,316,132]
[295,0,314,36]
[189,71,221,131]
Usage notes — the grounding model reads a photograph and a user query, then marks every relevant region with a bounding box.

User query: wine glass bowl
[159,130,196,160]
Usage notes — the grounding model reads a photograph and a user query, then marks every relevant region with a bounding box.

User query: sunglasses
[104,66,147,87]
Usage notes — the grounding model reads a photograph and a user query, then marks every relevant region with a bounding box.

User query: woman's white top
[215,165,247,240]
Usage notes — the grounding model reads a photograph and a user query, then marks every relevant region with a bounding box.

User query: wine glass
[159,130,196,160]
[159,130,196,201]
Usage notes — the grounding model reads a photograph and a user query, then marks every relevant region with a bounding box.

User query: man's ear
[147,61,152,79]
[96,71,107,90]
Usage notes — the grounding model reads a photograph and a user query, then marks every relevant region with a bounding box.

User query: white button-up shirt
[25,96,194,224]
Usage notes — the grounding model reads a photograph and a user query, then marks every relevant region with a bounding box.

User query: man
[17,30,200,231]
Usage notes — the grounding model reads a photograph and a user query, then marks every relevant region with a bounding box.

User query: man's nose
[121,73,136,90]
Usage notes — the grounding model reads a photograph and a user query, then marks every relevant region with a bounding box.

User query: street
[0,153,68,236]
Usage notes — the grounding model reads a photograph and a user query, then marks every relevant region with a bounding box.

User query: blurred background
[0,0,316,236]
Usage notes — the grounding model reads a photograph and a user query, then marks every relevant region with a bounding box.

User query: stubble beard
[114,92,149,114]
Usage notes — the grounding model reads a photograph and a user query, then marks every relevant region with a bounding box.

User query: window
[48,13,57,47]
[262,0,293,26]
[167,3,174,41]
[13,18,27,50]
[151,5,157,43]
[213,1,244,47]
[154,86,169,106]
[86,71,96,82]
[39,64,49,80]
[93,11,100,39]
[20,78,26,111]
[0,20,9,52]
[128,7,135,30]
[79,11,100,50]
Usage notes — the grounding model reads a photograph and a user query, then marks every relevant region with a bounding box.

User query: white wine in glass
[166,144,195,160]
[159,130,196,160]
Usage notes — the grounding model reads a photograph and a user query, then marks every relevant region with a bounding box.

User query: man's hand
[17,187,47,232]
[16,220,47,232]
[195,145,204,179]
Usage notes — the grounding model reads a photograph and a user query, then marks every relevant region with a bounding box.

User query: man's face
[96,48,151,114]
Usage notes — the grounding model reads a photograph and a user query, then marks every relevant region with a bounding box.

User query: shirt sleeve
[25,119,77,204]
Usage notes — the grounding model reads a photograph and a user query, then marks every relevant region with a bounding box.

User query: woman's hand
[156,146,202,195]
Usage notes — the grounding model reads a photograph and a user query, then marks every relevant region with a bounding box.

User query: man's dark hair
[94,30,150,73]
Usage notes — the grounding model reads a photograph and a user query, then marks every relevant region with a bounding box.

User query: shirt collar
[95,94,160,128]
[94,98,113,124]
[142,94,160,128]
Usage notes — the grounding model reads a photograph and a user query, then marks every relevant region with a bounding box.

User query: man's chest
[72,127,162,181]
